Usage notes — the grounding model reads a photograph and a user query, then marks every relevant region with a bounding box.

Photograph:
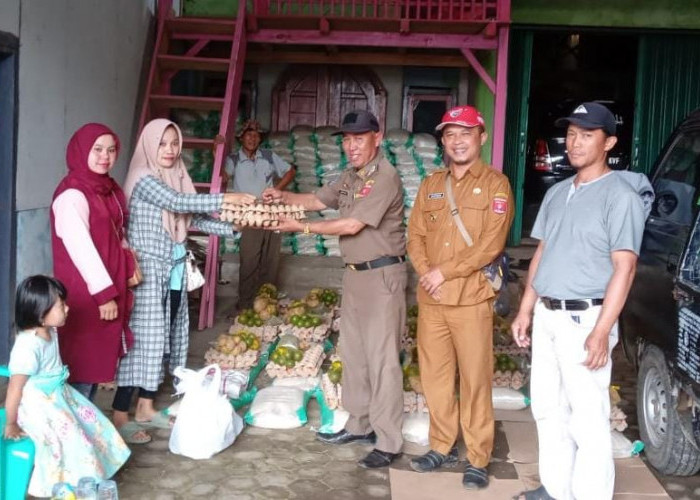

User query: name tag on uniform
[428,192,445,199]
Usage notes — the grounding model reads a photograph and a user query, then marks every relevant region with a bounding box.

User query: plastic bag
[611,430,645,458]
[314,386,349,434]
[402,412,430,446]
[492,387,530,410]
[244,386,311,429]
[169,364,243,459]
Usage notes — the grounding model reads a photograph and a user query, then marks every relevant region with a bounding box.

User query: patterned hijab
[123,119,196,243]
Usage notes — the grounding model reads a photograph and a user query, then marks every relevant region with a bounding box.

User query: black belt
[541,297,604,311]
[346,255,405,271]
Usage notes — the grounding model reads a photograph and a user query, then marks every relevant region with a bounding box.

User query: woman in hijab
[112,119,254,442]
[51,123,135,403]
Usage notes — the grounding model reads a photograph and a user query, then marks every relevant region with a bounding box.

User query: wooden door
[272,65,386,131]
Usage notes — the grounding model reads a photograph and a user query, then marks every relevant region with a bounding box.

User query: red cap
[435,105,485,132]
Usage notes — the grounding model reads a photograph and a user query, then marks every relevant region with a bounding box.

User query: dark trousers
[238,228,282,309]
[112,289,181,412]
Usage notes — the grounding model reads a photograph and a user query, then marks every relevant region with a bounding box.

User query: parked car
[621,108,700,476]
[525,99,632,201]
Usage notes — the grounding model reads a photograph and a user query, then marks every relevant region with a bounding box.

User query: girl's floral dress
[8,328,130,497]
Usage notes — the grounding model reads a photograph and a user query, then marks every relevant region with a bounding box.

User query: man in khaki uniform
[263,110,406,469]
[407,105,514,489]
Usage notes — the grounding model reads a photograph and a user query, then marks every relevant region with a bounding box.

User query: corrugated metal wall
[633,34,700,174]
[503,29,532,246]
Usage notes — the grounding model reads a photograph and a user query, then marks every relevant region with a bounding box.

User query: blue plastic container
[0,365,36,500]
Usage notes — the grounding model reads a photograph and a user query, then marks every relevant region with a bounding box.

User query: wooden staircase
[139,0,247,329]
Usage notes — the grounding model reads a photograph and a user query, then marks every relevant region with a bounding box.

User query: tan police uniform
[316,154,407,454]
[407,159,514,468]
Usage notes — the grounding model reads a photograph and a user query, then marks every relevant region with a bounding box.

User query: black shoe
[316,428,376,445]
[462,463,489,489]
[409,446,459,473]
[358,449,402,469]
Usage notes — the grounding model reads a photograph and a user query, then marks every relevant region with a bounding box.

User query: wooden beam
[247,30,498,50]
[461,47,495,93]
[246,50,468,67]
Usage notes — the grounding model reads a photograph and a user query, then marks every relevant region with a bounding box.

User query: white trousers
[531,301,618,500]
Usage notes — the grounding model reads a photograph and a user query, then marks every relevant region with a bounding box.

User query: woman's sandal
[512,485,556,500]
[117,421,152,445]
[135,410,175,430]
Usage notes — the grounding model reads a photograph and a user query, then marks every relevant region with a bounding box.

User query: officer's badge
[492,192,508,214]
[355,179,375,198]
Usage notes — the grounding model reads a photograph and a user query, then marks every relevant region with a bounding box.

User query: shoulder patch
[355,179,375,199]
[492,196,508,214]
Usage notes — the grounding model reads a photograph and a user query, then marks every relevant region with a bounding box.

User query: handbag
[169,365,243,459]
[445,174,507,294]
[126,248,143,288]
[185,250,205,292]
[111,220,142,288]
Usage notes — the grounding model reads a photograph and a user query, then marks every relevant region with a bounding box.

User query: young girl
[4,275,131,498]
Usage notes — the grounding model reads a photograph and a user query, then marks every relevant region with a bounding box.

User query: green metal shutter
[503,29,533,246]
[634,34,700,175]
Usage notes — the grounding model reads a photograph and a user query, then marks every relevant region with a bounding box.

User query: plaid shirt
[117,175,234,390]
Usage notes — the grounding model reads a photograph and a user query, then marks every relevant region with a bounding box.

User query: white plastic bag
[492,387,530,410]
[402,412,430,446]
[244,386,310,429]
[611,429,645,458]
[169,364,243,459]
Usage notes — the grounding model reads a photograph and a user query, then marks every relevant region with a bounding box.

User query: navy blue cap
[555,102,617,136]
[332,110,380,135]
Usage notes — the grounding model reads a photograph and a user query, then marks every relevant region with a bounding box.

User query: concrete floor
[14,244,700,498]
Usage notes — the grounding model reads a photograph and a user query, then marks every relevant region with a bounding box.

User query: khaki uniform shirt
[407,160,514,306]
[316,155,406,264]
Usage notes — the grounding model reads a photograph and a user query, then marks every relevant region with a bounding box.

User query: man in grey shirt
[225,120,296,309]
[511,102,647,500]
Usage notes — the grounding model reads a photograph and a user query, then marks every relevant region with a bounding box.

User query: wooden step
[165,17,237,36]
[149,94,225,111]
[183,137,215,149]
[158,54,230,72]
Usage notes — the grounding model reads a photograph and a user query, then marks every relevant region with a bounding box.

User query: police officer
[225,120,296,310]
[407,105,514,489]
[262,110,406,469]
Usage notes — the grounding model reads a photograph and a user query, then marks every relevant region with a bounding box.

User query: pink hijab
[123,119,196,242]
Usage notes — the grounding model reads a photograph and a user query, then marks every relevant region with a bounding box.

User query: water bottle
[51,482,76,500]
[76,476,98,499]
[96,479,119,500]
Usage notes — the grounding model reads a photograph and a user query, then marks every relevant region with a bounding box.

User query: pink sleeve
[52,190,115,297]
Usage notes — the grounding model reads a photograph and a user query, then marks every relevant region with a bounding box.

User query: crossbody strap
[445,172,474,247]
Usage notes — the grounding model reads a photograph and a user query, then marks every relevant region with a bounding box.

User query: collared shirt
[226,149,292,197]
[315,154,406,263]
[407,159,514,306]
[531,172,646,300]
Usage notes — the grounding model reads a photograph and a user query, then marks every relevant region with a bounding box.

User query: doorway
[0,32,18,363]
[521,31,638,236]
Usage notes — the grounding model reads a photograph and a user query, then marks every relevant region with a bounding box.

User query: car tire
[637,345,700,476]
